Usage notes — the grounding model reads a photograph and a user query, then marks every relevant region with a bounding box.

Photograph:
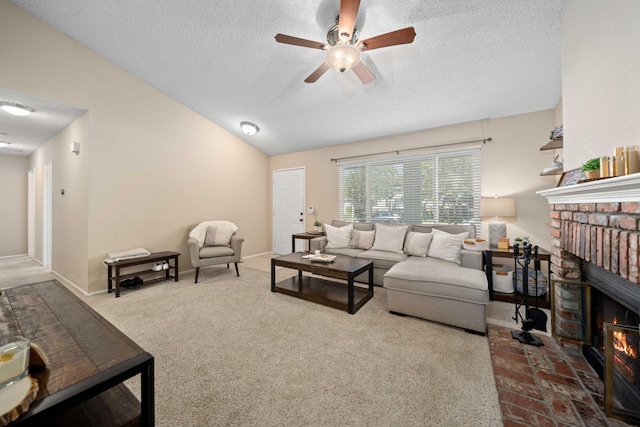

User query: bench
[107,251,180,297]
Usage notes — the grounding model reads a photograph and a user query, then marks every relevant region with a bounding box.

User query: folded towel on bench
[104,248,151,264]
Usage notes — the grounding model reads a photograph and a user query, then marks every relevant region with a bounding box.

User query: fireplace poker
[527,245,548,332]
[511,243,544,346]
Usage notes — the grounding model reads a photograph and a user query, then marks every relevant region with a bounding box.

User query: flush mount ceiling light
[240,121,259,136]
[0,102,35,116]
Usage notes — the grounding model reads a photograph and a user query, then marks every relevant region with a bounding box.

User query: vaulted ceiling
[4,0,564,156]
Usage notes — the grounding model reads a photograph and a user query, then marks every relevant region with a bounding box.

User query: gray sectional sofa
[309,220,490,334]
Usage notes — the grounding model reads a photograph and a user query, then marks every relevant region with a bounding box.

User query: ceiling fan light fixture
[240,121,259,136]
[326,44,361,73]
[0,102,35,116]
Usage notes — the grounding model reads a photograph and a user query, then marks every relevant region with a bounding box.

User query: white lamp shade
[480,197,516,219]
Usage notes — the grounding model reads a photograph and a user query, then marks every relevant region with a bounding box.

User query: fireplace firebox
[581,260,640,424]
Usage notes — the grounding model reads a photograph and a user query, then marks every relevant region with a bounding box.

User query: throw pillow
[204,225,234,247]
[324,223,353,249]
[427,228,470,264]
[371,223,408,254]
[350,229,375,250]
[404,232,433,257]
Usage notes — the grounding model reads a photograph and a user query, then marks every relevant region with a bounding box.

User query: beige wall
[29,114,90,285]
[1,1,271,293]
[561,0,640,170]
[0,155,28,257]
[271,110,557,250]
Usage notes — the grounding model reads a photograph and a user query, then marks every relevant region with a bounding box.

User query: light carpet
[2,257,506,426]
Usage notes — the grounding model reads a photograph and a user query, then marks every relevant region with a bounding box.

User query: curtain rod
[330,137,492,162]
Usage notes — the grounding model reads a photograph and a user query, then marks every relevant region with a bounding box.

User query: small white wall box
[70,142,80,154]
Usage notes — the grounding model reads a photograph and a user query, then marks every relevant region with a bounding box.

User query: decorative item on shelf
[498,238,510,249]
[551,124,563,140]
[625,145,640,174]
[580,157,601,180]
[542,154,563,175]
[612,147,625,177]
[600,156,611,178]
[480,196,516,247]
[514,236,530,246]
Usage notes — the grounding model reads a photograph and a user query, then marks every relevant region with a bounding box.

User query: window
[338,148,481,234]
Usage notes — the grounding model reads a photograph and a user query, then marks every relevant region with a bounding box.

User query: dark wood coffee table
[271,253,373,314]
[0,280,154,426]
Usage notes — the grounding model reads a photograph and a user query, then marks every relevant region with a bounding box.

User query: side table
[484,246,551,309]
[291,232,325,253]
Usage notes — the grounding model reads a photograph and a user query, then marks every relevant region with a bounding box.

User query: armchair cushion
[204,225,235,247]
[199,245,235,259]
[189,220,238,248]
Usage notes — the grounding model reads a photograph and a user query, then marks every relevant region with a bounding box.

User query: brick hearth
[488,324,630,426]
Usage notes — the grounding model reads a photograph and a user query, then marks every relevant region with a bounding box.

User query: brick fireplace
[538,174,640,423]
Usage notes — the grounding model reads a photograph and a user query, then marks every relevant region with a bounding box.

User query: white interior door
[43,161,52,267]
[273,168,305,254]
[28,168,35,258]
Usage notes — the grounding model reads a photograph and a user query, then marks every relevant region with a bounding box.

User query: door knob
[299,218,303,222]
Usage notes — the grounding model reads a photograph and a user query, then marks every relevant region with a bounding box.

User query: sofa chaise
[309,220,490,334]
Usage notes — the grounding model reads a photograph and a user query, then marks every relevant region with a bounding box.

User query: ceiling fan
[275,0,416,84]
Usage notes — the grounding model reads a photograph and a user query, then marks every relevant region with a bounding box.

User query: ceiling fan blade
[338,0,361,40]
[358,27,416,51]
[304,63,331,83]
[352,62,375,85]
[274,34,327,50]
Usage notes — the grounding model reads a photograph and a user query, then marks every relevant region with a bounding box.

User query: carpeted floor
[1,255,507,426]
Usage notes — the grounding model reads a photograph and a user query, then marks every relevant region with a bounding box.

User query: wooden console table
[484,246,551,309]
[107,251,180,297]
[0,280,154,426]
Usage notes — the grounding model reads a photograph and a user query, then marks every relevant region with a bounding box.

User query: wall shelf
[540,138,563,151]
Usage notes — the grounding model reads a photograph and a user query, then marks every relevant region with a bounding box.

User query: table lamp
[480,196,516,247]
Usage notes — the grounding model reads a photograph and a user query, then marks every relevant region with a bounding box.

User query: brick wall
[549,202,640,284]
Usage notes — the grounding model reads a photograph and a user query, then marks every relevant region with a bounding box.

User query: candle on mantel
[625,145,639,174]
[613,147,626,177]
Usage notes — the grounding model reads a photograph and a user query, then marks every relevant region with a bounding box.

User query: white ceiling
[0,88,87,156]
[6,0,564,157]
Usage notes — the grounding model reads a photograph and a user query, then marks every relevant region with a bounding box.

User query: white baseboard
[0,254,29,260]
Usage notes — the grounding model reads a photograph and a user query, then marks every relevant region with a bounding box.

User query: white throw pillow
[350,229,375,250]
[427,228,470,264]
[404,232,433,257]
[371,224,408,254]
[324,223,353,249]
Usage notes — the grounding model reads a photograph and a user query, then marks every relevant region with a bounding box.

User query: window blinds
[337,148,481,235]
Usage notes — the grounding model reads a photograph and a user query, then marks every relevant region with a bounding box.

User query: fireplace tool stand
[511,243,545,346]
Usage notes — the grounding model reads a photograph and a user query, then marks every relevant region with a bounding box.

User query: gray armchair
[188,224,244,283]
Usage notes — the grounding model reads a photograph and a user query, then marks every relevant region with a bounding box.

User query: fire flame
[612,317,637,359]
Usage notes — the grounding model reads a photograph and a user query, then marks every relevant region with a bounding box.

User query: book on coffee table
[302,254,336,262]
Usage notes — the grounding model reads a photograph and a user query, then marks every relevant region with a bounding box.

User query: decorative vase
[585,170,600,180]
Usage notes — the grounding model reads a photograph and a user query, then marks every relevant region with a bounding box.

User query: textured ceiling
[7,0,564,156]
[0,88,86,156]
